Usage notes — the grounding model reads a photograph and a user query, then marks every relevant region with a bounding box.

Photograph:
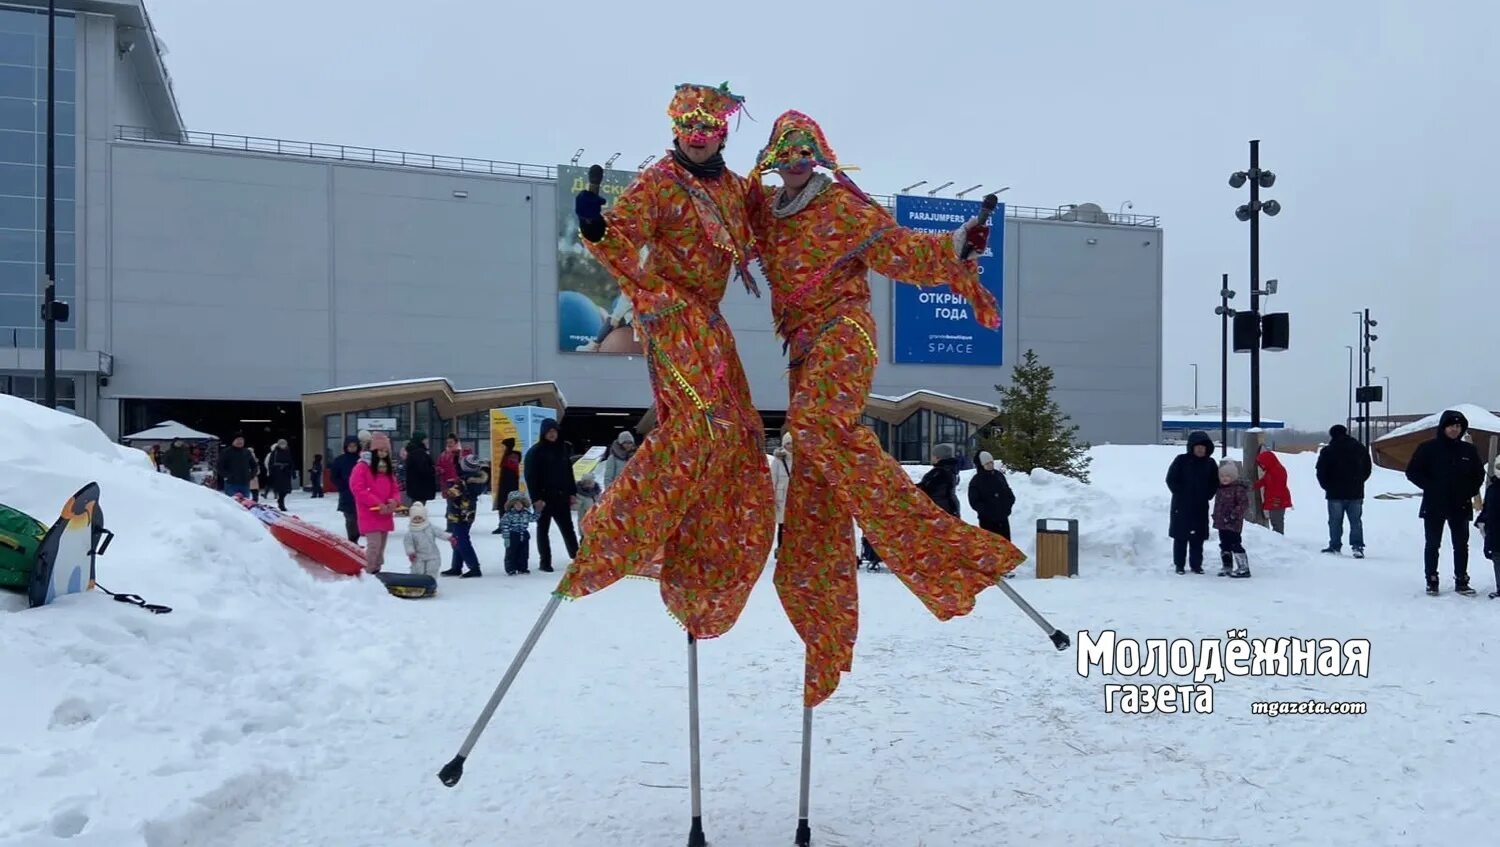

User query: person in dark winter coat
[218,434,258,499]
[1213,459,1252,578]
[917,443,962,517]
[1166,431,1219,574]
[329,435,363,542]
[523,418,579,572]
[163,439,193,481]
[403,433,438,505]
[1406,409,1486,595]
[1475,474,1500,598]
[308,454,325,498]
[967,451,1016,539]
[1316,424,1373,557]
[268,439,295,511]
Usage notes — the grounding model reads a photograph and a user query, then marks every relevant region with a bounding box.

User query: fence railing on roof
[114,126,1160,226]
[115,126,556,179]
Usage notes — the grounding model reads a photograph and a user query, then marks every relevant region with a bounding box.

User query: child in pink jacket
[351,433,401,573]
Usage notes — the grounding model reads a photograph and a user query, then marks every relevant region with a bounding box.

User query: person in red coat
[1253,447,1293,534]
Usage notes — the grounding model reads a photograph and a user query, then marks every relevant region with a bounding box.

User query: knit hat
[506,490,531,508]
[668,82,746,146]
[369,432,391,453]
[1329,424,1348,439]
[408,501,429,527]
[1218,459,1242,480]
[502,437,516,449]
[977,451,995,468]
[932,443,956,461]
[460,454,480,474]
[616,431,635,446]
[781,432,792,449]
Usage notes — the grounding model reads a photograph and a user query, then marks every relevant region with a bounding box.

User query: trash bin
[1035,518,1079,579]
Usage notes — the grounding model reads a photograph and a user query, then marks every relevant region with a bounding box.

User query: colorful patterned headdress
[749,110,873,206]
[751,110,852,176]
[668,82,746,145]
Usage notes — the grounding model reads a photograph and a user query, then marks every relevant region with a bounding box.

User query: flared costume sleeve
[580,166,737,426]
[579,170,676,317]
[839,190,1000,330]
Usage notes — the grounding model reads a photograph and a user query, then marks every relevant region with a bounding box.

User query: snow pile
[0,395,395,847]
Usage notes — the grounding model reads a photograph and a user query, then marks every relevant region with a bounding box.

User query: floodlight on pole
[570,148,584,165]
[987,186,1011,196]
[899,180,927,194]
[604,152,621,168]
[927,181,954,196]
[955,183,983,198]
[638,155,656,170]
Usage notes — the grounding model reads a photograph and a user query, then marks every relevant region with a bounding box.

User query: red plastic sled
[237,497,365,577]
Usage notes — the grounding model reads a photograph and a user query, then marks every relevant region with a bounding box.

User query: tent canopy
[121,420,218,443]
[1372,404,1500,472]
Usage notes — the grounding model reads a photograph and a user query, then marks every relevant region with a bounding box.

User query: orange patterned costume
[748,111,1028,707]
[554,84,775,638]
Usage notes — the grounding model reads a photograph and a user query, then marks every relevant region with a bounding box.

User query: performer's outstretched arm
[575,171,675,316]
[839,190,1000,330]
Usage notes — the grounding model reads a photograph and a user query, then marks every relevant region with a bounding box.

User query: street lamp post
[1383,376,1392,437]
[1229,141,1282,429]
[1213,274,1235,458]
[1350,344,1362,434]
[41,0,58,407]
[1352,310,1379,444]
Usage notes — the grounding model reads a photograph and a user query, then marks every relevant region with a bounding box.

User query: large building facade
[2,0,1165,467]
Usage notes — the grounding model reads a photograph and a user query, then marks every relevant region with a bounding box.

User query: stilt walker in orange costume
[747,111,1041,845]
[437,84,773,847]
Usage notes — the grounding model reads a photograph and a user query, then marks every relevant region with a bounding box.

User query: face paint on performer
[752,113,853,195]
[667,83,744,165]
[772,133,818,191]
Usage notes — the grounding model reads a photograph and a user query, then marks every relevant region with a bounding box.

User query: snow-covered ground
[3,394,1498,846]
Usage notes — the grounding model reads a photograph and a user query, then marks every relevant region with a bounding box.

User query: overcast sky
[142,0,1497,431]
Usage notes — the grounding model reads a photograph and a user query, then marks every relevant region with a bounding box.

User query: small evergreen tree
[981,349,1093,483]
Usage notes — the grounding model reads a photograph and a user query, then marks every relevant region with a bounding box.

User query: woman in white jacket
[771,433,792,552]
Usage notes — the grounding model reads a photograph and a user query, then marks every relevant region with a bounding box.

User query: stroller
[857,536,885,572]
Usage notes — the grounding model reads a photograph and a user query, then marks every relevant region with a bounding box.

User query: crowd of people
[168,405,1495,600]
[306,421,640,580]
[1162,411,1496,596]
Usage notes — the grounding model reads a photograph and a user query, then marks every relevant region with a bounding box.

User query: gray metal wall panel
[98,143,1162,445]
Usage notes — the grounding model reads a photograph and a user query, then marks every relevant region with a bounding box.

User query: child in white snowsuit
[500,490,538,576]
[402,501,451,578]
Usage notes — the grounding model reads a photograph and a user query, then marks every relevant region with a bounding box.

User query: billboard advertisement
[556,164,644,355]
[890,195,1004,366]
[489,406,558,502]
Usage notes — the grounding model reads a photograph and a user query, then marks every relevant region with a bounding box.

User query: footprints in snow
[49,697,99,730]
[50,804,91,838]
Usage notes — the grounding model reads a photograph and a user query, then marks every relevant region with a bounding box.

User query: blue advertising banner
[890,195,1004,365]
